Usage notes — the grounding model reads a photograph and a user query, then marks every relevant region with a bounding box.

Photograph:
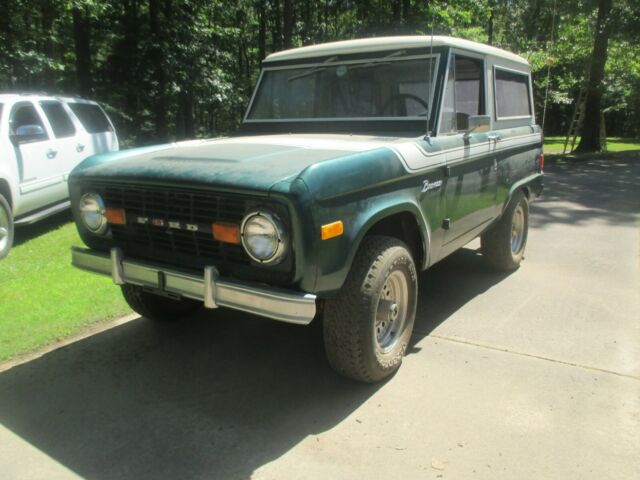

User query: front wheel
[0,194,14,260]
[121,284,202,322]
[481,190,529,271]
[323,236,418,383]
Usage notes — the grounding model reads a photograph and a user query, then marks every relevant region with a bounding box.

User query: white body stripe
[391,132,542,172]
[190,131,541,174]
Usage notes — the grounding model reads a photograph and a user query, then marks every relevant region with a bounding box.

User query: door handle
[488,134,502,143]
[46,149,57,159]
[76,143,85,153]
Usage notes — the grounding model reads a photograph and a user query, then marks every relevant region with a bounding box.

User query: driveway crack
[423,333,640,381]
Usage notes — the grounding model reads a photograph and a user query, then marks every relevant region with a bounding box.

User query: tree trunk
[72,4,92,96]
[41,0,55,89]
[392,0,401,24]
[576,0,612,153]
[149,0,168,142]
[402,0,411,24]
[283,0,293,49]
[271,0,282,51]
[258,0,267,60]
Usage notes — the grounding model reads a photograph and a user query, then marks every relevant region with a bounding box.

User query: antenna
[425,5,436,140]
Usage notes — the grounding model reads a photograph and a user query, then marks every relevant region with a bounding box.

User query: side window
[40,101,76,138]
[494,68,532,119]
[440,55,485,134]
[9,103,49,142]
[68,103,113,134]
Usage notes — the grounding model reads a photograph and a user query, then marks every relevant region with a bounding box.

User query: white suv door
[67,102,119,158]
[39,100,85,181]
[8,101,66,212]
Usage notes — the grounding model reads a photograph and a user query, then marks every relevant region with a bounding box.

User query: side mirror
[11,124,47,145]
[464,115,491,136]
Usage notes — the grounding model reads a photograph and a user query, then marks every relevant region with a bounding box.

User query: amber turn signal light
[212,222,241,244]
[321,221,344,240]
[105,208,126,225]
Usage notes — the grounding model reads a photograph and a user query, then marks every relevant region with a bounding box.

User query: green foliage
[0,0,638,143]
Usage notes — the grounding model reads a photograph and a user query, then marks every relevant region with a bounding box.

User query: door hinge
[442,218,451,230]
[443,165,451,178]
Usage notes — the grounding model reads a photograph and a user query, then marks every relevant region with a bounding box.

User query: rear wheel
[0,194,14,260]
[481,190,529,271]
[323,236,418,383]
[121,284,202,322]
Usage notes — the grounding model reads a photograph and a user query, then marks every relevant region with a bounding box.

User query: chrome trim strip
[71,247,317,325]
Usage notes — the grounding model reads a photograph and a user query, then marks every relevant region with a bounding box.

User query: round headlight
[79,193,108,235]
[241,211,288,264]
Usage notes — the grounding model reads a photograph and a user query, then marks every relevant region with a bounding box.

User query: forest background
[1,0,638,152]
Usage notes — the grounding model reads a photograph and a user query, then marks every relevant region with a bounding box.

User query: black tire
[121,284,202,322]
[323,235,418,383]
[0,193,14,260]
[481,190,529,271]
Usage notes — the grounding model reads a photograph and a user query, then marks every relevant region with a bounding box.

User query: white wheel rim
[375,270,409,353]
[511,204,526,254]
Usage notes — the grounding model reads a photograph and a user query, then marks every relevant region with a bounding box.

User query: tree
[576,0,613,153]
[72,2,92,96]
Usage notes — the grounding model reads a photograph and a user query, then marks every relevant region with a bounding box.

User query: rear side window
[40,101,76,138]
[68,103,113,133]
[494,68,532,118]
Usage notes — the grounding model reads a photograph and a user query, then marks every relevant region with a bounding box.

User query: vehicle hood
[71,134,404,193]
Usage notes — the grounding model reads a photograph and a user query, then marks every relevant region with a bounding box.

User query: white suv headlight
[79,193,108,235]
[241,211,288,264]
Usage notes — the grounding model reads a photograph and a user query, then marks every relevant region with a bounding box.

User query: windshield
[247,55,438,121]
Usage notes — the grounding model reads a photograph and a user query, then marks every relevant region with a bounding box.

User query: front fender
[312,193,431,296]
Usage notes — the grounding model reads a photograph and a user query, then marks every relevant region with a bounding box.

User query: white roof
[0,93,97,104]
[265,36,529,66]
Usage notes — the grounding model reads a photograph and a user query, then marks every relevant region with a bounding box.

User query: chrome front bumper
[71,247,317,325]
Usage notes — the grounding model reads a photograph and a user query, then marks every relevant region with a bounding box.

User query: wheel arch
[0,178,13,209]
[504,173,542,212]
[351,204,431,271]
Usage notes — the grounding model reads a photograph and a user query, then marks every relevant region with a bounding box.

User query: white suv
[0,94,119,258]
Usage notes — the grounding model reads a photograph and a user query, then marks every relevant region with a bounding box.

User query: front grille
[101,184,264,268]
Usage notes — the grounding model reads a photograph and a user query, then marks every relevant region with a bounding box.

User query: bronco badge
[421,179,443,192]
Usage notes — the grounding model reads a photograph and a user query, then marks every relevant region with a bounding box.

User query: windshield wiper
[288,56,339,81]
[287,50,408,82]
[348,50,407,70]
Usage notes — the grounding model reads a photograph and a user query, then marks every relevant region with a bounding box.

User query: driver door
[439,53,497,250]
[9,101,66,212]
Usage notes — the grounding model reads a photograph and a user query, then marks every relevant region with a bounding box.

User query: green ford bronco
[70,36,543,383]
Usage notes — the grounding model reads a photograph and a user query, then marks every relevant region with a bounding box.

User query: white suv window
[40,101,76,138]
[68,103,113,133]
[9,103,49,142]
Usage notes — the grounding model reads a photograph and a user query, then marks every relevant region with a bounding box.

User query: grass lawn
[0,212,130,362]
[544,136,640,154]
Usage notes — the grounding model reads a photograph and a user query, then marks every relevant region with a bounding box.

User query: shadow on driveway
[0,246,511,480]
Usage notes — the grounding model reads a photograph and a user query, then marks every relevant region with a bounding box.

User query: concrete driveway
[0,156,638,480]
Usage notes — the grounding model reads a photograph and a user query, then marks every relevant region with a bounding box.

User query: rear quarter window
[40,101,76,138]
[68,103,113,134]
[494,68,532,119]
